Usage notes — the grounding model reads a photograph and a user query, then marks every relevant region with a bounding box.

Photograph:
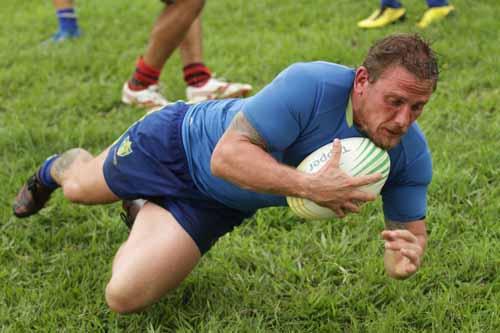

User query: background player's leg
[53,0,74,10]
[381,0,403,7]
[105,201,201,313]
[179,15,203,65]
[417,0,454,28]
[50,0,80,42]
[122,0,205,107]
[180,14,252,102]
[143,0,205,71]
[426,0,449,6]
[357,0,406,29]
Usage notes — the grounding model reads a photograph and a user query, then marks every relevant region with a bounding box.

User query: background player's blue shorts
[103,102,253,254]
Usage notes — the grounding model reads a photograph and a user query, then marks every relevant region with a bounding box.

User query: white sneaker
[186,77,252,103]
[121,82,168,108]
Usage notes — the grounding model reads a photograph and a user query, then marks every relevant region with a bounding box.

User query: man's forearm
[211,136,310,198]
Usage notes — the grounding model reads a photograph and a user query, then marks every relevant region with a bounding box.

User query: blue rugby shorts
[103,102,253,253]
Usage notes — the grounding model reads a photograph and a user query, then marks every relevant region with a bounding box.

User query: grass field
[1,0,499,331]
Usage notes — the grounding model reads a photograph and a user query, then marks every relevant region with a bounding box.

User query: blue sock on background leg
[56,8,79,34]
[37,155,60,190]
[426,0,448,7]
[380,0,403,8]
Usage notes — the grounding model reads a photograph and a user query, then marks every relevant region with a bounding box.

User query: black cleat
[13,173,56,218]
[120,199,145,229]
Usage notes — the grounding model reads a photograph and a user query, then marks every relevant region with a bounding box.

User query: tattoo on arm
[228,112,267,150]
[385,220,409,230]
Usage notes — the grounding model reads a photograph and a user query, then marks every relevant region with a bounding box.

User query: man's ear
[353,66,370,96]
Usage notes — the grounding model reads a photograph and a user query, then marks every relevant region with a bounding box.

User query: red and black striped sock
[183,63,212,87]
[128,57,161,91]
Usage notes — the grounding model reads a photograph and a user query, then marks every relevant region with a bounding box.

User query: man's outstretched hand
[381,229,424,279]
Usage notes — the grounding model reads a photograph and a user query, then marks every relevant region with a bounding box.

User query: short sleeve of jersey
[242,63,319,151]
[382,150,432,222]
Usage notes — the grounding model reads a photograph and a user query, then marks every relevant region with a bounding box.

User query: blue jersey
[182,62,432,222]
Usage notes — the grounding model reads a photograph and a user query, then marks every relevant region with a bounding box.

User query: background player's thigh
[105,201,201,313]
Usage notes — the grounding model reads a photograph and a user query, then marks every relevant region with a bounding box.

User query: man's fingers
[385,240,421,254]
[401,248,421,267]
[385,242,421,267]
[351,172,383,187]
[349,190,377,203]
[381,230,418,243]
[342,202,360,213]
[403,262,418,276]
[391,230,418,243]
[334,207,346,219]
[329,139,342,167]
[384,240,424,258]
[381,230,394,240]
[393,256,417,278]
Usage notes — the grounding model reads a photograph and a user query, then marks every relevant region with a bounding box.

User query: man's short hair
[362,34,439,91]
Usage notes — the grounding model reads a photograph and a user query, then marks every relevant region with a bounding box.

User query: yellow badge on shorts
[117,136,133,157]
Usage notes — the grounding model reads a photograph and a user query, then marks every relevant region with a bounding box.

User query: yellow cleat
[417,5,455,29]
[357,7,406,29]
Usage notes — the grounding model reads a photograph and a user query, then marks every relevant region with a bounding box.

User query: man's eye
[412,105,423,113]
[391,99,403,107]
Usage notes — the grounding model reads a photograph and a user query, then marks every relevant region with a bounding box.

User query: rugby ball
[286,137,390,220]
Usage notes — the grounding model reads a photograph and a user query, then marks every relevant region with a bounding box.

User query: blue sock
[37,155,60,190]
[56,8,79,33]
[427,0,448,7]
[380,0,403,8]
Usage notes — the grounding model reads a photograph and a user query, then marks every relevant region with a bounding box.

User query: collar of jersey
[346,91,353,128]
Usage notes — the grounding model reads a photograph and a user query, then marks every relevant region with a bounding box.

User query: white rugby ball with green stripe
[287,137,390,220]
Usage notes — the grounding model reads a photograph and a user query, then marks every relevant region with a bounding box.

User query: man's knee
[105,282,142,314]
[105,277,171,314]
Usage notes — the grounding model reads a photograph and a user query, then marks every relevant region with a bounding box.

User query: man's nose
[393,106,412,128]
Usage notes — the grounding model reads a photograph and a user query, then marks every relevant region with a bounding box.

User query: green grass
[1,0,499,331]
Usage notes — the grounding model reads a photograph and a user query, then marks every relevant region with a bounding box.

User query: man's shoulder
[280,61,355,86]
